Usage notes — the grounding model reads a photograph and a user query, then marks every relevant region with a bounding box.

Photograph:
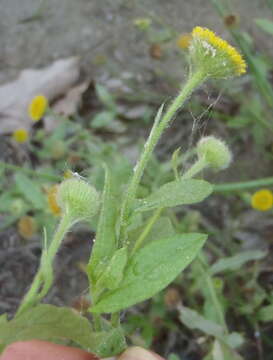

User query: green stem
[198,254,227,332]
[111,312,120,328]
[0,160,61,181]
[131,207,163,255]
[16,214,72,316]
[214,176,273,193]
[181,156,208,180]
[120,70,206,243]
[93,314,103,331]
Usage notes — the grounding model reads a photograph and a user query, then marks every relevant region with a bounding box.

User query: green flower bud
[197,136,232,170]
[57,178,100,221]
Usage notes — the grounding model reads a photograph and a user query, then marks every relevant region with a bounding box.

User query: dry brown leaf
[0,57,80,133]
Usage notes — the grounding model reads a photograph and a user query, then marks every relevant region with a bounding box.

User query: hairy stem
[17,214,72,316]
[120,70,206,244]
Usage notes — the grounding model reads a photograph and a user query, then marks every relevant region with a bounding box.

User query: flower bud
[197,136,232,170]
[57,178,99,221]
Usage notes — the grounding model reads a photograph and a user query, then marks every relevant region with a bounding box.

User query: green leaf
[88,166,118,281]
[98,247,128,290]
[179,305,224,339]
[0,314,8,325]
[209,250,266,275]
[168,354,180,360]
[145,216,175,244]
[0,305,126,357]
[0,304,96,350]
[227,116,251,129]
[204,340,243,360]
[91,111,115,129]
[178,306,244,349]
[91,233,206,313]
[255,18,273,36]
[257,304,273,322]
[136,179,213,212]
[96,84,117,112]
[93,326,127,357]
[14,173,45,209]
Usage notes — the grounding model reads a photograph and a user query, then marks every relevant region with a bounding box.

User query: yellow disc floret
[251,189,273,211]
[190,26,246,78]
[28,95,48,121]
[12,128,29,143]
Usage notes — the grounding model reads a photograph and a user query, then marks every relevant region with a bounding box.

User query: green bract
[197,136,232,170]
[57,178,100,221]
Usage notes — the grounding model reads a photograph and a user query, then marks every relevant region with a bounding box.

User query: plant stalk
[120,70,206,243]
[16,214,72,316]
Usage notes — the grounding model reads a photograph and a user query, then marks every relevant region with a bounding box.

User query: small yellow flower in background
[18,215,37,239]
[189,26,246,78]
[251,189,273,211]
[12,128,29,143]
[47,185,62,216]
[28,95,48,121]
[176,33,192,49]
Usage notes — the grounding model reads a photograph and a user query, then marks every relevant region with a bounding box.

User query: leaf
[93,326,127,357]
[98,247,128,290]
[255,18,273,36]
[0,304,95,350]
[0,305,126,357]
[227,116,251,129]
[136,179,213,212]
[178,306,244,349]
[91,233,206,313]
[257,304,273,322]
[14,173,45,209]
[0,314,8,326]
[178,305,225,339]
[87,166,118,282]
[145,216,175,244]
[91,111,115,129]
[204,340,243,360]
[209,250,266,275]
[96,84,117,112]
[168,354,180,360]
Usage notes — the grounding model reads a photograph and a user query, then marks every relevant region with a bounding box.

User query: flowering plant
[0,27,246,357]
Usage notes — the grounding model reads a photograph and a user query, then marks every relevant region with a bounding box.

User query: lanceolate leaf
[88,166,118,281]
[0,305,94,349]
[0,305,126,357]
[91,233,206,313]
[255,18,273,36]
[209,250,266,275]
[136,179,213,212]
[14,173,45,209]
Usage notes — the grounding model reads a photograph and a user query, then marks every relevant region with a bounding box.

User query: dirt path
[0,0,270,85]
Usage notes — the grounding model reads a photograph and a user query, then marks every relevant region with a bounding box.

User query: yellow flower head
[28,95,48,121]
[251,189,273,211]
[18,215,37,239]
[12,128,29,143]
[189,26,246,78]
[47,185,62,216]
[177,33,192,50]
